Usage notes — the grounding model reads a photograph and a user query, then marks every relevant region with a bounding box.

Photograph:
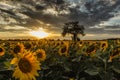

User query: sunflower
[85,43,97,57]
[0,47,5,56]
[116,39,120,45]
[86,41,93,46]
[109,47,120,62]
[78,40,84,47]
[54,41,61,48]
[13,43,24,55]
[58,42,69,56]
[24,42,32,50]
[11,50,40,80]
[100,41,108,52]
[34,49,46,61]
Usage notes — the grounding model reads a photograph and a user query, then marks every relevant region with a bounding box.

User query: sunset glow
[29,28,49,38]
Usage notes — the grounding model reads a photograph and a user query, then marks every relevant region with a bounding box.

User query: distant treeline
[0,38,120,41]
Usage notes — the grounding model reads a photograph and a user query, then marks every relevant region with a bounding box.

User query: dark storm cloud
[104,25,120,29]
[68,0,120,26]
[86,25,120,34]
[85,28,105,34]
[0,0,120,35]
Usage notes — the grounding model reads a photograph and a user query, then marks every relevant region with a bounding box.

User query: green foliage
[0,40,120,80]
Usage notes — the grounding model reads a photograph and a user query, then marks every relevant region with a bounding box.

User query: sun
[29,28,49,38]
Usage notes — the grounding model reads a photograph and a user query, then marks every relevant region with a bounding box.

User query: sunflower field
[0,39,120,80]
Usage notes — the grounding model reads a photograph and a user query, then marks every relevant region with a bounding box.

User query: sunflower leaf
[112,66,120,74]
[85,66,99,76]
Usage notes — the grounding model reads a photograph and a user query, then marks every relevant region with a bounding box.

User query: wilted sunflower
[34,49,46,61]
[13,43,24,55]
[109,47,120,62]
[11,50,40,80]
[100,41,108,52]
[0,47,5,56]
[58,42,69,56]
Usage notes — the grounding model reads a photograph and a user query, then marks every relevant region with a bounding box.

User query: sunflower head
[116,39,120,44]
[11,50,40,80]
[100,41,108,52]
[24,42,32,50]
[58,43,69,56]
[35,49,46,61]
[61,41,65,45]
[79,40,84,46]
[13,43,24,55]
[54,42,61,48]
[85,43,97,56]
[0,47,5,56]
[18,57,32,73]
[109,47,120,62]
[61,46,67,53]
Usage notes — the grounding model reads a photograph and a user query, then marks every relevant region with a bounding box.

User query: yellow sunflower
[54,41,61,48]
[35,49,46,61]
[0,47,5,56]
[24,42,32,50]
[85,43,97,57]
[11,50,41,80]
[78,40,84,47]
[100,41,108,52]
[58,42,69,57]
[109,47,120,62]
[13,43,24,56]
[116,39,120,45]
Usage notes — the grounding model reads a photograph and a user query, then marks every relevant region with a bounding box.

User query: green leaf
[3,61,13,70]
[99,72,113,80]
[112,61,120,74]
[80,77,86,80]
[85,68,99,76]
[112,66,120,74]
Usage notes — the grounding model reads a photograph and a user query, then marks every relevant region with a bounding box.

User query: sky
[0,0,120,40]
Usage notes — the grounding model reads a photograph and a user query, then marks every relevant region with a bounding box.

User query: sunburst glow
[29,28,49,38]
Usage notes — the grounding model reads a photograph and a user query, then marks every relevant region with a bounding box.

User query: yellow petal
[10,58,18,64]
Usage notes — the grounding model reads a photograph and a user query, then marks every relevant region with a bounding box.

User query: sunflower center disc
[37,52,43,58]
[14,46,21,54]
[0,48,3,52]
[18,58,32,73]
[61,46,67,53]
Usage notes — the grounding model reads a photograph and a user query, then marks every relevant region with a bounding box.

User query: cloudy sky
[0,0,120,40]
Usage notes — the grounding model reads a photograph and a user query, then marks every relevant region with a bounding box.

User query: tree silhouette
[62,21,85,41]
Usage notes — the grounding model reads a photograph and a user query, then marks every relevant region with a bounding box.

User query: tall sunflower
[11,50,41,80]
[34,49,46,61]
[0,47,5,56]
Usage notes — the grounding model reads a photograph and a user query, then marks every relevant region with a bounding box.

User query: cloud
[68,0,120,26]
[82,33,120,40]
[0,0,120,39]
